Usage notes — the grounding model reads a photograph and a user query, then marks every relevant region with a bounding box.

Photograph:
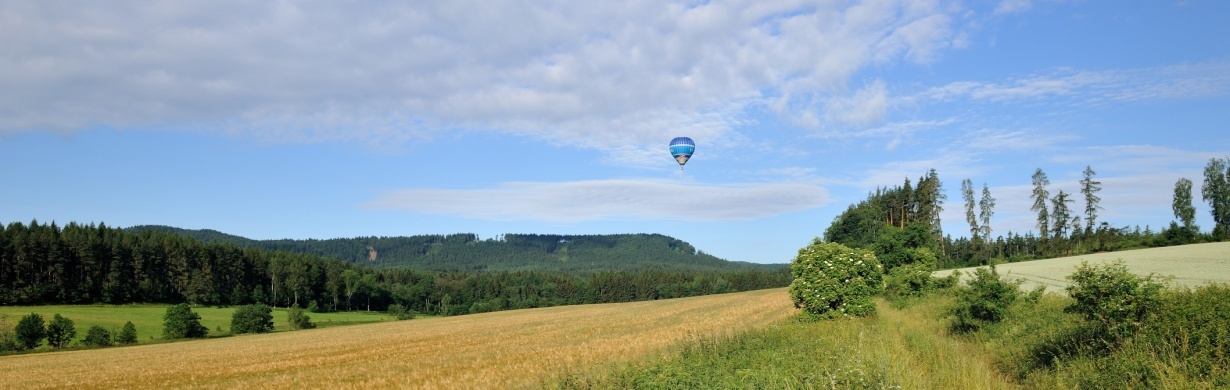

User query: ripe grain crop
[0,288,793,389]
[934,242,1230,293]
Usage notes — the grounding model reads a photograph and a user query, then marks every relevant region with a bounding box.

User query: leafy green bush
[950,266,1020,333]
[387,304,416,320]
[287,305,316,330]
[789,239,883,320]
[163,304,209,339]
[884,248,940,302]
[1065,260,1163,348]
[933,269,961,289]
[15,313,46,350]
[116,321,138,344]
[45,313,76,348]
[231,304,275,334]
[81,325,113,347]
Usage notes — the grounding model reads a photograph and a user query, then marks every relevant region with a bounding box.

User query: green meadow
[0,304,394,344]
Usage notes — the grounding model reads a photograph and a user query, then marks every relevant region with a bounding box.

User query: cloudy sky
[3,0,1228,264]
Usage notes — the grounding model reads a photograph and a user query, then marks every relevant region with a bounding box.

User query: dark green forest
[0,220,790,314]
[125,226,783,273]
[825,159,1230,270]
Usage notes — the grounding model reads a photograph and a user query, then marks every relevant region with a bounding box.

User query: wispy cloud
[914,61,1230,105]
[0,1,968,163]
[363,179,829,223]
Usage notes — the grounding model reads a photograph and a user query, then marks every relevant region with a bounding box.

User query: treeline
[0,220,790,314]
[126,226,781,273]
[825,160,1230,270]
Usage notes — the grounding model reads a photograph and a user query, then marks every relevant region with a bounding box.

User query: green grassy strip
[0,304,393,351]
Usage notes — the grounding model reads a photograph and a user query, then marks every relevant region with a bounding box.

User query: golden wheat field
[934,242,1230,293]
[0,288,793,389]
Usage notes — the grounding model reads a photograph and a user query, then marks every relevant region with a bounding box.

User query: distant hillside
[125,225,786,273]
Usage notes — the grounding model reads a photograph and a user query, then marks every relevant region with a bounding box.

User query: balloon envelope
[669,137,695,168]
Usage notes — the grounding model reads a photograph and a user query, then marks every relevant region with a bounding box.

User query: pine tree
[979,183,996,241]
[1051,190,1075,240]
[116,321,138,344]
[1031,169,1051,242]
[1080,165,1103,235]
[962,179,978,241]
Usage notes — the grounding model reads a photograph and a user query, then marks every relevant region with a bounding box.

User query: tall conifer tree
[1031,169,1051,242]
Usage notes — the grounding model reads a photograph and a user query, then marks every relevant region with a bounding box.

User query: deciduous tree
[45,313,76,348]
[15,313,45,350]
[1173,178,1198,233]
[231,304,274,334]
[1202,157,1230,239]
[163,303,208,339]
[81,325,112,347]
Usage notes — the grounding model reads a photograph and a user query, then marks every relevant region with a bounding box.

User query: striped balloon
[669,137,695,170]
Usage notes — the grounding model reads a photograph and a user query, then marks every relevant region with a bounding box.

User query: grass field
[934,242,1230,293]
[0,288,793,388]
[0,304,394,344]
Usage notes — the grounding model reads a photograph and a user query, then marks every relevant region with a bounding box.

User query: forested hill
[125,226,785,273]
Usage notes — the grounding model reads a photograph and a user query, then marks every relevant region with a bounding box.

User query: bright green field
[0,304,394,344]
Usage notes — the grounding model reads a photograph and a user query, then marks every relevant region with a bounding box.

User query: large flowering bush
[789,239,883,320]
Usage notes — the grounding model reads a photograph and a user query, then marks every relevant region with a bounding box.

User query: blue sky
[2,0,1228,264]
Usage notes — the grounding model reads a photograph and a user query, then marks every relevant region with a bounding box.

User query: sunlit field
[0,288,792,388]
[934,242,1230,292]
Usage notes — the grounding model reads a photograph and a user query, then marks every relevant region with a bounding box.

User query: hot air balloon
[669,137,695,170]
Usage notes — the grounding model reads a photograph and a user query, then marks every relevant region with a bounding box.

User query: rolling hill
[125,225,786,273]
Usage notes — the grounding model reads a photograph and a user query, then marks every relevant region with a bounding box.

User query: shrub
[0,314,19,352]
[15,313,46,350]
[163,304,209,339]
[231,304,275,334]
[81,325,113,347]
[387,304,416,320]
[884,264,929,298]
[287,305,316,330]
[116,321,138,344]
[1064,260,1163,348]
[788,239,883,320]
[933,269,961,289]
[950,266,1020,333]
[45,313,76,348]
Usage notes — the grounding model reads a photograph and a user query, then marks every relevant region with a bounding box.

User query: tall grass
[554,295,1015,389]
[556,280,1230,389]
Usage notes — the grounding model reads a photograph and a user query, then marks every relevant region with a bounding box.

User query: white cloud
[915,61,1230,105]
[0,0,967,163]
[994,0,1033,15]
[363,179,829,223]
